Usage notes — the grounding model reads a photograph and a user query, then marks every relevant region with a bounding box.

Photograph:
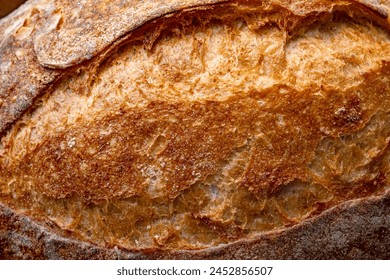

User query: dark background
[0,0,27,19]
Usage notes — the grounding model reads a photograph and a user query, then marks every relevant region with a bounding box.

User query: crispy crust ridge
[0,0,389,135]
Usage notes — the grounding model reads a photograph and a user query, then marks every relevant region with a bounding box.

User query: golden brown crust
[1,0,390,258]
[1,0,389,135]
[32,0,390,68]
[1,189,390,259]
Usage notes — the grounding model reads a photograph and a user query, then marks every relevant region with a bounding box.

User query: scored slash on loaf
[0,0,390,259]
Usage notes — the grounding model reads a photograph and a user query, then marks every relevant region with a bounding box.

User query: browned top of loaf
[1,0,390,257]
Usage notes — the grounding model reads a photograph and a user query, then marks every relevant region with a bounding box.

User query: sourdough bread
[1,0,390,259]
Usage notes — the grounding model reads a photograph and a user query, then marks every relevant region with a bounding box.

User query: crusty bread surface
[1,0,390,259]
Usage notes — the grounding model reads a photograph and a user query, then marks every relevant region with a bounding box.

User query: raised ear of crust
[0,0,389,136]
[32,0,390,69]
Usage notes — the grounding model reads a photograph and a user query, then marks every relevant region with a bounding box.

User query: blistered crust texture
[1,0,390,257]
[2,190,390,259]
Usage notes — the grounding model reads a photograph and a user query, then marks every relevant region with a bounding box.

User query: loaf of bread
[1,0,390,259]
